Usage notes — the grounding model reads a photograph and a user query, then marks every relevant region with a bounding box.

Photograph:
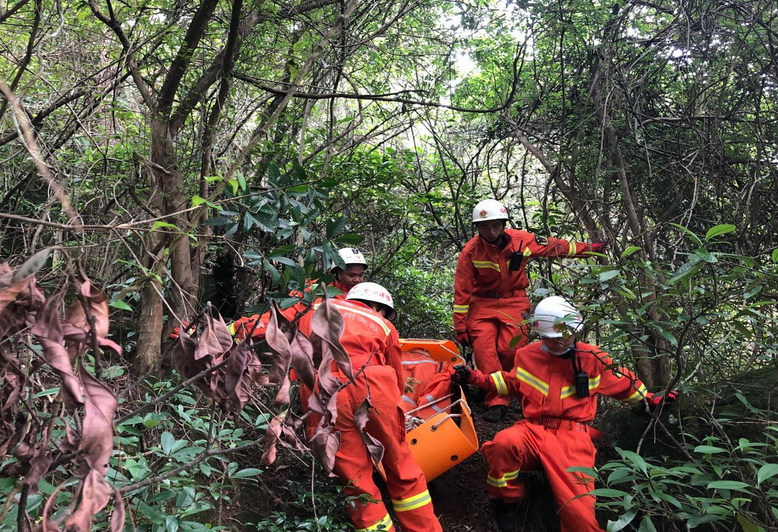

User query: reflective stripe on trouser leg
[481,421,542,501]
[355,513,394,532]
[392,489,433,512]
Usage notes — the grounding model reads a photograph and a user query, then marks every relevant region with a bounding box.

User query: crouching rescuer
[451,295,679,532]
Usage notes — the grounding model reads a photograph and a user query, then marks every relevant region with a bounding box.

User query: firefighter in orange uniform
[294,283,443,532]
[454,199,606,422]
[228,247,367,338]
[452,296,678,532]
[330,247,367,296]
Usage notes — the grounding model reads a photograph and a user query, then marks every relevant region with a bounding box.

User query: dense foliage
[1,0,777,530]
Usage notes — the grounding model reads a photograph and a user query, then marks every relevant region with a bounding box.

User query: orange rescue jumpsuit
[468,341,649,532]
[453,228,598,408]
[295,299,443,532]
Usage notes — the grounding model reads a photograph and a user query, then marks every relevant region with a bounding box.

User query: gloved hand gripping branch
[647,390,680,412]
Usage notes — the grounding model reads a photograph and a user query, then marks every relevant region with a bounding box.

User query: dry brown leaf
[264,303,293,384]
[224,343,251,412]
[310,299,352,380]
[309,424,340,475]
[110,486,126,532]
[23,439,53,491]
[354,399,385,467]
[289,330,316,390]
[31,300,85,410]
[260,417,283,465]
[264,305,295,405]
[78,363,117,475]
[65,278,109,338]
[0,265,29,316]
[62,469,112,532]
[171,332,204,380]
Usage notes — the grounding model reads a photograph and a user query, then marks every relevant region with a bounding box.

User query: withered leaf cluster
[0,249,125,532]
[175,298,386,476]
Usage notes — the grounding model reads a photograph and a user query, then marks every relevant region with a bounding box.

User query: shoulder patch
[534,235,549,246]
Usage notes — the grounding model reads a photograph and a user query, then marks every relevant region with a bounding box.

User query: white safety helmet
[334,247,367,271]
[532,296,584,338]
[472,199,509,223]
[346,282,396,320]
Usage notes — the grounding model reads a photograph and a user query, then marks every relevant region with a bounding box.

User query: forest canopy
[1,0,777,530]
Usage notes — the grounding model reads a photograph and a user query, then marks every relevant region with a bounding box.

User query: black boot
[493,499,520,532]
[482,405,508,422]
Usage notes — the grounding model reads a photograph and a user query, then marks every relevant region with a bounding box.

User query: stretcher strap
[431,413,461,430]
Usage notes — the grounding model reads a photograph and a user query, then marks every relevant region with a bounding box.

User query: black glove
[452,364,471,386]
[648,390,680,412]
[455,331,470,347]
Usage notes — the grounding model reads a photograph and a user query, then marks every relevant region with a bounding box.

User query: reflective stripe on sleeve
[453,304,470,314]
[487,469,520,488]
[568,242,577,256]
[623,383,649,404]
[490,372,508,396]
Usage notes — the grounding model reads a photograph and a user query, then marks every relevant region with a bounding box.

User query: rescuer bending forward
[454,199,606,421]
[290,283,443,532]
[452,296,678,532]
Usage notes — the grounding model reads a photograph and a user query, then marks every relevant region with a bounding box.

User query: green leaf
[191,195,206,206]
[771,248,778,262]
[620,246,641,258]
[694,445,728,454]
[669,223,702,246]
[693,249,718,263]
[757,463,778,486]
[616,449,649,475]
[667,258,703,285]
[598,270,620,282]
[109,300,133,311]
[590,488,631,498]
[161,431,176,455]
[706,480,752,492]
[637,515,657,532]
[326,216,347,238]
[150,221,178,232]
[737,514,764,532]
[606,509,637,532]
[338,233,365,245]
[705,224,736,240]
[232,468,262,479]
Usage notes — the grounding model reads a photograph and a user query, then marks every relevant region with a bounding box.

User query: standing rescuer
[453,199,607,422]
[297,282,444,532]
[452,296,679,532]
[331,247,367,295]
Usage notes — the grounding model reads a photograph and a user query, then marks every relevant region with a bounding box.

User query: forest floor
[246,391,568,532]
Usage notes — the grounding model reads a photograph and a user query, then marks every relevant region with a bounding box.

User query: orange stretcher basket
[405,387,479,482]
[399,338,465,365]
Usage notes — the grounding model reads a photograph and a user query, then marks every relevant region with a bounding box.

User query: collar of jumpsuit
[540,336,576,357]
